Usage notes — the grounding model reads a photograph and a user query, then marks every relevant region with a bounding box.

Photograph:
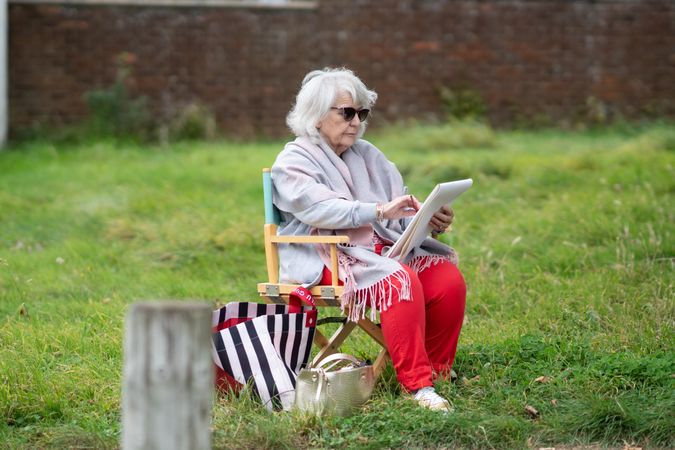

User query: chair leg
[313,328,330,348]
[311,321,356,366]
[373,348,389,379]
[357,318,390,379]
[357,317,386,348]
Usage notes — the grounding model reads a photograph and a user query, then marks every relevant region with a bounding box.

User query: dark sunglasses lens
[338,107,369,121]
[357,109,370,121]
[342,107,357,121]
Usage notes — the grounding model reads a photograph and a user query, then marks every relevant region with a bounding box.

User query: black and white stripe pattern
[212,302,315,411]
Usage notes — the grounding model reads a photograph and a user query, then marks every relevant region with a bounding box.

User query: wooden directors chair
[257,169,389,377]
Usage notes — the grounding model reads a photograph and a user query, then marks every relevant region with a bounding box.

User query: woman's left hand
[429,206,454,234]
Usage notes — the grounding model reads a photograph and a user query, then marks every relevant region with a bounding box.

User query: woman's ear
[316,121,322,130]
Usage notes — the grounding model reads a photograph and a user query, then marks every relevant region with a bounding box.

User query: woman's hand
[382,195,422,220]
[429,205,454,234]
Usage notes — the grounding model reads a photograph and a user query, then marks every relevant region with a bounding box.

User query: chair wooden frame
[257,168,389,377]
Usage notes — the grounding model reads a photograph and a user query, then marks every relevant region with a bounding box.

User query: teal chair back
[262,169,281,226]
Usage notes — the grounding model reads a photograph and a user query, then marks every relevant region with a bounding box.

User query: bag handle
[313,352,363,371]
[288,285,317,314]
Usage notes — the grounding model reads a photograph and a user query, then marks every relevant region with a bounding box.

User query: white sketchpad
[385,179,473,261]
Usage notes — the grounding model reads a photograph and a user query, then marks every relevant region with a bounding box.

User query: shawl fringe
[340,261,412,323]
[408,252,458,274]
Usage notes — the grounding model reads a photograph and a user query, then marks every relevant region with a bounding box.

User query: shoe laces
[413,387,452,412]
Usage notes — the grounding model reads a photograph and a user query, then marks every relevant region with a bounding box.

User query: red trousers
[321,256,466,392]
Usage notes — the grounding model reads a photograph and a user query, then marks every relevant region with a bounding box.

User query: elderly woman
[271,68,466,412]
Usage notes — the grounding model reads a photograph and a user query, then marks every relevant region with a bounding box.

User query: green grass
[1,123,674,449]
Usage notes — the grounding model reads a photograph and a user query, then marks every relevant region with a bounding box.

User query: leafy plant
[84,52,153,141]
[438,86,488,121]
[169,102,217,141]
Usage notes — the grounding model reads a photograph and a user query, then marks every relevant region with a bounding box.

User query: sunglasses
[331,107,370,122]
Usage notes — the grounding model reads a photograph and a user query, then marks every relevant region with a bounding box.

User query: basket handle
[313,353,363,371]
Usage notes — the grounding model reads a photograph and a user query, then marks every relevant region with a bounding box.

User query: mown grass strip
[1,123,673,449]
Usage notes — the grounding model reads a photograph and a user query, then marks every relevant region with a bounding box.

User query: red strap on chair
[289,286,317,327]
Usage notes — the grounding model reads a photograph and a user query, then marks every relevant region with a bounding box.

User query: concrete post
[122,302,213,450]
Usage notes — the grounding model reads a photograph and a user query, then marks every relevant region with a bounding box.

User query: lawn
[0,122,673,449]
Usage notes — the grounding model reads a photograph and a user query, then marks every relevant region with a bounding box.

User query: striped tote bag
[211,300,317,411]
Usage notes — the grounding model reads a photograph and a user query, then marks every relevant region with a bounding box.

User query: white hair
[286,67,378,143]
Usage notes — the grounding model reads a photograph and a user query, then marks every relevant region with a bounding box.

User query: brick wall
[9,0,675,136]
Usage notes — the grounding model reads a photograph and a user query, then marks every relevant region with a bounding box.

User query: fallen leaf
[524,405,539,419]
[534,376,551,383]
[18,303,29,317]
[461,375,480,386]
[551,399,558,406]
[511,236,522,246]
[55,257,65,264]
[159,253,176,261]
[102,298,111,304]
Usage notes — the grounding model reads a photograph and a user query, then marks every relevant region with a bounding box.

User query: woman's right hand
[382,195,421,220]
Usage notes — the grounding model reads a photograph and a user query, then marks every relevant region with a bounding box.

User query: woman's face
[317,92,362,156]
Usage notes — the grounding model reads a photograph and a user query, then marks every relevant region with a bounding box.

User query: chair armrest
[269,235,350,244]
[266,234,348,286]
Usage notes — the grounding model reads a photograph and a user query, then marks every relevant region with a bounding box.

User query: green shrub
[585,96,609,125]
[83,52,153,141]
[439,86,488,121]
[169,102,217,141]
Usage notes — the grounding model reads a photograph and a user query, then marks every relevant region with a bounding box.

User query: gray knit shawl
[272,137,456,321]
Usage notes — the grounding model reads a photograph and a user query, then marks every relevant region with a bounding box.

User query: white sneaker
[413,387,453,412]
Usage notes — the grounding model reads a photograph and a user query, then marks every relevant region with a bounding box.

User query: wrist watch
[375,203,385,221]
